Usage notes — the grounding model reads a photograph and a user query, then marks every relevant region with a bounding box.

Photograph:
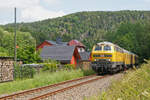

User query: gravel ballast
[45,73,123,100]
[0,75,100,100]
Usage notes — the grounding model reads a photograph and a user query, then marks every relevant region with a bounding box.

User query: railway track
[0,75,108,100]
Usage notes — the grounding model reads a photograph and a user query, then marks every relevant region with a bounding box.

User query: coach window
[115,47,117,51]
[95,45,102,51]
[119,49,121,52]
[115,47,119,52]
[114,47,117,51]
[104,45,111,51]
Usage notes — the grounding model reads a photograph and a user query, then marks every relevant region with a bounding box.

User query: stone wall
[0,57,14,83]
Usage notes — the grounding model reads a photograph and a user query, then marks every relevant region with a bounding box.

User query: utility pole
[14,7,17,63]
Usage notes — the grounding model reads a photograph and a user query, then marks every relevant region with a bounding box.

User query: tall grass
[87,60,150,100]
[0,69,95,95]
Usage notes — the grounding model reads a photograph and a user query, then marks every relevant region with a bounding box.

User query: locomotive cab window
[95,45,102,51]
[104,45,111,51]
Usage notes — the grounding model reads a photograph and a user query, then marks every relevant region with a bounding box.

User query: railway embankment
[0,69,95,96]
[0,72,123,100]
[87,60,150,100]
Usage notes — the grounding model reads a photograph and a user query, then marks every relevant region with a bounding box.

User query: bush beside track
[87,60,150,100]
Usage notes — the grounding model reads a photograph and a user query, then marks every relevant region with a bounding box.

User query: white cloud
[43,0,60,5]
[0,21,9,25]
[0,0,65,23]
[0,0,59,8]
[20,6,65,22]
[0,0,40,8]
[143,0,150,3]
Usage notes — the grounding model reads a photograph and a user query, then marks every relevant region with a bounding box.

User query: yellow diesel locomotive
[91,42,138,74]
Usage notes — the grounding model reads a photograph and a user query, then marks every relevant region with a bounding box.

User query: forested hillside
[2,10,150,62]
[3,11,150,45]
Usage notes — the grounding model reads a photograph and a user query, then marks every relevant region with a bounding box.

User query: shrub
[14,64,36,79]
[40,59,60,72]
[82,69,96,76]
[42,63,58,72]
[0,47,8,56]
[21,66,36,78]
[63,64,75,70]
[43,59,59,64]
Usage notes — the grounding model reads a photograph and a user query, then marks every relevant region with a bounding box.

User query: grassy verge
[0,69,95,95]
[87,60,150,100]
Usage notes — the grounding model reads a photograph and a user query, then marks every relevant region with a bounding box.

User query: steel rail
[0,75,96,100]
[30,75,108,100]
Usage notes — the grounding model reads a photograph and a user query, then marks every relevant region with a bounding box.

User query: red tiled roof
[68,40,85,47]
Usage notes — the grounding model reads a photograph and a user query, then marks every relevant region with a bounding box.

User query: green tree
[17,46,41,64]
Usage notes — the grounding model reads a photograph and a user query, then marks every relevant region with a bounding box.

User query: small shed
[40,45,81,67]
[0,57,14,83]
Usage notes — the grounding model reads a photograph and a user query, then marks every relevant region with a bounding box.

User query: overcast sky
[0,0,150,25]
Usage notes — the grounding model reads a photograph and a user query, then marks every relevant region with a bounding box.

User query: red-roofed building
[36,40,67,50]
[68,40,85,52]
[36,39,86,53]
[36,40,55,50]
[40,46,81,67]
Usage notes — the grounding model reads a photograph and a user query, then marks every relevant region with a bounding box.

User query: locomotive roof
[97,41,122,47]
[96,41,138,56]
[97,41,115,46]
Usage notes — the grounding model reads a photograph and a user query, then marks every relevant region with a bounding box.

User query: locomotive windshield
[95,45,102,51]
[104,45,111,51]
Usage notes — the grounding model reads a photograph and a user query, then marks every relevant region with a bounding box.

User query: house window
[80,48,85,52]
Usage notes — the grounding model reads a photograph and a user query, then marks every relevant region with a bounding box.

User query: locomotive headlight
[94,59,98,61]
[105,59,111,61]
[108,59,111,61]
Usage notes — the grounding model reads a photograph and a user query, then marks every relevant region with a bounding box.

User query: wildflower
[141,90,150,97]
[117,98,122,100]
